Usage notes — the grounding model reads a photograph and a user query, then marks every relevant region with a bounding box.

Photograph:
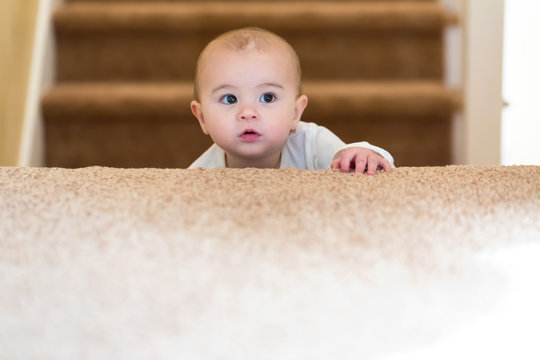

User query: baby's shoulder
[291,121,320,136]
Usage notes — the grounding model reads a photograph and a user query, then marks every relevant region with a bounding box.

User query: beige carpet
[1,166,539,359]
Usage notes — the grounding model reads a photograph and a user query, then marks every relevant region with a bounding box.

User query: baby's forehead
[195,30,302,96]
[201,39,299,75]
[206,37,289,60]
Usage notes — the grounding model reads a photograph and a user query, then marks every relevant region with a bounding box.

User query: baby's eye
[259,93,276,103]
[220,94,237,104]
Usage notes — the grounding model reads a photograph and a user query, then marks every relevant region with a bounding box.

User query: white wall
[501,1,540,166]
[0,0,39,166]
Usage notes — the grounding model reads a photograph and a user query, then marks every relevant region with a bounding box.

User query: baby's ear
[190,100,209,135]
[292,94,308,130]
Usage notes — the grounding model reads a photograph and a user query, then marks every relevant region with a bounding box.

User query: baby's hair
[193,27,302,101]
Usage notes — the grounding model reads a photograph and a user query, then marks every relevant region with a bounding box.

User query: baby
[189,27,394,174]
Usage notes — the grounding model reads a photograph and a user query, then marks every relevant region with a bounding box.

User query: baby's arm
[300,122,394,171]
[331,147,392,175]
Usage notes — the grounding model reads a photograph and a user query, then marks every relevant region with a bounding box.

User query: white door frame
[19,0,64,166]
[444,0,505,165]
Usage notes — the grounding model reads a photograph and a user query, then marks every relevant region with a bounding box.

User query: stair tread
[42,81,461,118]
[55,1,457,32]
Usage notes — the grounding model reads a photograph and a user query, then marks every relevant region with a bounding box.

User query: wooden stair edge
[54,1,457,32]
[42,81,461,120]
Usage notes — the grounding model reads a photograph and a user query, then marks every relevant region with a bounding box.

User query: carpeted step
[55,1,455,31]
[42,81,460,120]
[54,1,457,82]
[42,81,459,168]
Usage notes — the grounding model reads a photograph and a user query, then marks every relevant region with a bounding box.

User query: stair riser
[56,30,443,82]
[45,111,451,168]
[46,121,212,168]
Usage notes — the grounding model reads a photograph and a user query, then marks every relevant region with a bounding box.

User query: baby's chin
[224,148,285,168]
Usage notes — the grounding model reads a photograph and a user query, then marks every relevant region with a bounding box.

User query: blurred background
[1,0,538,168]
[501,1,540,166]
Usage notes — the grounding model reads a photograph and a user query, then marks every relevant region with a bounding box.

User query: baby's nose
[238,105,259,120]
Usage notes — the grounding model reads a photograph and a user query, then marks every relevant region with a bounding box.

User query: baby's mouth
[242,129,258,135]
[240,129,261,141]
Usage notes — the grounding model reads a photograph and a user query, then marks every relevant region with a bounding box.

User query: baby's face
[191,41,307,166]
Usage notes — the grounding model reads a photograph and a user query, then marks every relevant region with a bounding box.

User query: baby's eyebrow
[211,84,236,94]
[258,82,284,90]
[210,82,284,94]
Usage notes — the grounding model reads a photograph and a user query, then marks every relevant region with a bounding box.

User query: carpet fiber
[1,166,539,359]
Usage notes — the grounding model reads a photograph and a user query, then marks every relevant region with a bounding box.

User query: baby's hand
[331,147,392,175]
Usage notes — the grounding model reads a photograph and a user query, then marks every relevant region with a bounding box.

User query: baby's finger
[355,156,367,174]
[330,157,341,170]
[339,152,355,172]
[380,158,392,172]
[366,156,379,175]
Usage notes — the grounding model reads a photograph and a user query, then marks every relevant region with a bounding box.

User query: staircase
[42,0,460,168]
